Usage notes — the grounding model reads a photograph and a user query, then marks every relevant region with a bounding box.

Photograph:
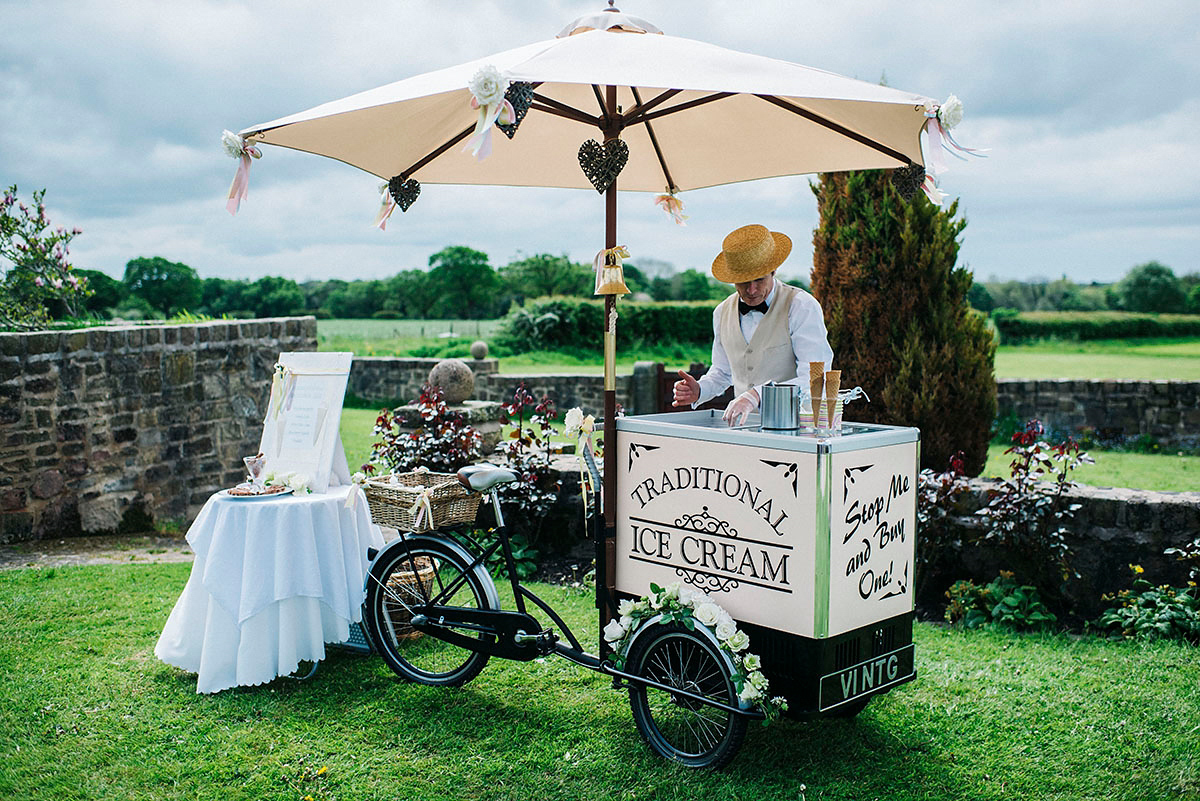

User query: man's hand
[672,370,700,407]
[722,389,759,427]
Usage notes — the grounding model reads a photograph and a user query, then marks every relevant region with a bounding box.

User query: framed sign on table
[259,351,353,493]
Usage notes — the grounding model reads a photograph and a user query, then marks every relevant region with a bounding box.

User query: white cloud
[3,0,1198,285]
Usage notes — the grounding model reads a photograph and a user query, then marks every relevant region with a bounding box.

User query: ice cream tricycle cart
[358,405,917,769]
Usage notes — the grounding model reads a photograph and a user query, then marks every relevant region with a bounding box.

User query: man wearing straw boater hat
[673,224,834,425]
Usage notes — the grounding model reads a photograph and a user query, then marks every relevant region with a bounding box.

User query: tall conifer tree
[811,170,996,475]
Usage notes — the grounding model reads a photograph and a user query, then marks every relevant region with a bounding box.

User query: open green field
[2,563,1197,801]
[995,338,1200,380]
[319,320,1200,380]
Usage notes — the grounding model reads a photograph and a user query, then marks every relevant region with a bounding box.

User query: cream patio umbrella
[226,3,949,634]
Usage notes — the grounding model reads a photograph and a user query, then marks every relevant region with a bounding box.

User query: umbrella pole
[599,85,619,660]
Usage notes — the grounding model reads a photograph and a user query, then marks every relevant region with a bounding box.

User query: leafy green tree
[811,169,996,475]
[327,280,388,318]
[1,185,90,329]
[1189,285,1200,315]
[500,253,590,300]
[123,256,201,316]
[1119,261,1186,313]
[675,268,724,301]
[967,281,995,312]
[385,270,433,317]
[427,246,501,319]
[76,269,125,315]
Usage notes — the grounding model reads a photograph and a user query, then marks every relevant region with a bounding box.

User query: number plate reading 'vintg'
[818,644,915,711]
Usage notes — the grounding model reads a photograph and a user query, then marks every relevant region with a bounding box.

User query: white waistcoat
[717,282,800,396]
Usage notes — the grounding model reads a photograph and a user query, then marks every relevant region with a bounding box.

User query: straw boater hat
[710,224,792,283]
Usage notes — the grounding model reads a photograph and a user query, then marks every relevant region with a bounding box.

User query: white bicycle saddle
[457,464,521,492]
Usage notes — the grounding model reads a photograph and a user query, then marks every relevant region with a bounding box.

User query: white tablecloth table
[155,484,384,693]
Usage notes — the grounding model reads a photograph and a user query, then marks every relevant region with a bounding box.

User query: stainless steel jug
[759,382,799,430]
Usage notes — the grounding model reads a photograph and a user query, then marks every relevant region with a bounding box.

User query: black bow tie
[738,300,769,316]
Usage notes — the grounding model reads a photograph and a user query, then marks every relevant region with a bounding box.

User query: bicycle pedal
[535,629,559,654]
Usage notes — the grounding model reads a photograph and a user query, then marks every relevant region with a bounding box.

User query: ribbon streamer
[374,184,397,230]
[345,473,368,510]
[653,193,688,226]
[463,97,516,161]
[224,136,261,216]
[407,486,436,531]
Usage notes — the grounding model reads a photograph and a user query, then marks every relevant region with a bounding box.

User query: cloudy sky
[3,0,1197,286]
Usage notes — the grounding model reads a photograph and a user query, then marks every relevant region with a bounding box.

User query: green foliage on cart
[1094,565,1200,644]
[811,168,996,476]
[991,309,1200,344]
[496,297,715,353]
[944,572,1058,631]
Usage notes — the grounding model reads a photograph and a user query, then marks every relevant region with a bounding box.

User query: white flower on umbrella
[463,65,514,160]
[468,65,508,107]
[937,94,964,130]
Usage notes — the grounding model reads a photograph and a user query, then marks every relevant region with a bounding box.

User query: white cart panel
[616,430,818,637]
[826,442,918,637]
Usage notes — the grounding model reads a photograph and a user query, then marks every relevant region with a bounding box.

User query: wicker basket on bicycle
[363,471,482,532]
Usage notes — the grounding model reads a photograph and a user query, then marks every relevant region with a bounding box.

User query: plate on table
[219,486,294,501]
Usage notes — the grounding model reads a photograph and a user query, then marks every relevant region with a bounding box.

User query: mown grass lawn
[1,564,1197,801]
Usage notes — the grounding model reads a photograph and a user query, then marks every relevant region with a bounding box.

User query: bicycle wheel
[363,538,494,687]
[626,622,748,769]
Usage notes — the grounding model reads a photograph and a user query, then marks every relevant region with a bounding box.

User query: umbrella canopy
[228,6,954,648]
[238,11,933,195]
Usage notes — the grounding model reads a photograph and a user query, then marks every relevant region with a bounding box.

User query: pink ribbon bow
[653,193,688,226]
[225,142,261,215]
[463,96,515,161]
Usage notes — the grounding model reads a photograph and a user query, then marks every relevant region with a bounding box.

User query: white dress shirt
[695,280,835,406]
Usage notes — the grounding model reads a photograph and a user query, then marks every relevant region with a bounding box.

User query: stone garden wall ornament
[578,138,629,194]
[428,358,475,404]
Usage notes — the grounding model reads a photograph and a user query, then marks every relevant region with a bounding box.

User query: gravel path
[0,533,194,571]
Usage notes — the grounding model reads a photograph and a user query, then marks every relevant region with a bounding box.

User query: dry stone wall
[0,318,317,543]
[996,379,1200,450]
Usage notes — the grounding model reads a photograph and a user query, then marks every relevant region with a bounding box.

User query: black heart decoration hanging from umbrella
[578,139,629,194]
[495,82,534,139]
[388,175,421,211]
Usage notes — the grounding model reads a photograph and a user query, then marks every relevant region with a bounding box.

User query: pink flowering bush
[1,185,89,330]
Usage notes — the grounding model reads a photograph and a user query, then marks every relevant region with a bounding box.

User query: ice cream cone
[809,362,825,428]
[824,370,841,431]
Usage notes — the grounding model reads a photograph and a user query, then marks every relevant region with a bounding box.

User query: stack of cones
[808,362,842,430]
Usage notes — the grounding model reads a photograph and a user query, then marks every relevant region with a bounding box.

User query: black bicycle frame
[381,485,759,720]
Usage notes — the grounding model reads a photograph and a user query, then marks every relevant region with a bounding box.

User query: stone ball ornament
[428,358,475,404]
[470,340,489,360]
